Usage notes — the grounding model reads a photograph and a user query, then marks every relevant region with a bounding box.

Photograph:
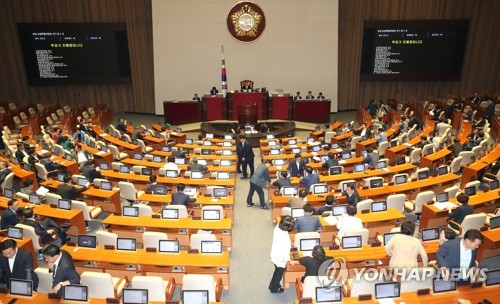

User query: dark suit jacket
[449,143,464,158]
[171,192,196,207]
[56,183,87,200]
[449,204,473,230]
[0,208,19,229]
[315,205,333,215]
[20,219,53,244]
[0,248,39,291]
[322,158,339,169]
[299,174,320,192]
[436,237,477,270]
[187,163,208,172]
[240,141,254,160]
[15,149,28,164]
[288,159,306,177]
[81,165,101,182]
[0,169,12,185]
[486,103,495,120]
[52,250,80,289]
[27,155,38,167]
[172,150,186,159]
[272,178,291,190]
[346,190,361,206]
[299,256,333,282]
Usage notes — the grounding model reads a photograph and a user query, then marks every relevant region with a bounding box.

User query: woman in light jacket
[269,216,295,293]
[385,221,428,270]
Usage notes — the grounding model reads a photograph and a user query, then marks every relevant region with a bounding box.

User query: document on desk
[323,216,338,226]
[96,151,105,155]
[382,168,391,172]
[312,156,321,162]
[338,160,347,165]
[378,299,396,304]
[197,229,213,234]
[433,202,455,210]
[36,186,50,196]
[311,152,318,156]
[403,143,413,147]
[100,133,107,137]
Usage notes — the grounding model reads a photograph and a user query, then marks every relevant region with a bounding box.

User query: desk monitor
[426,147,434,156]
[370,179,383,188]
[282,186,298,196]
[184,187,197,196]
[432,279,456,293]
[7,226,23,240]
[267,134,275,139]
[376,161,387,169]
[221,150,233,156]
[120,135,128,142]
[57,173,65,182]
[313,184,328,195]
[100,145,107,152]
[117,238,137,251]
[201,240,222,254]
[220,160,231,167]
[288,139,297,145]
[438,166,448,176]
[331,143,340,149]
[123,206,139,217]
[63,284,89,300]
[201,149,211,155]
[205,133,214,139]
[307,137,314,144]
[371,201,387,212]
[383,232,399,245]
[312,145,321,152]
[23,163,30,171]
[361,135,368,141]
[197,159,208,166]
[182,290,209,304]
[182,148,190,155]
[300,238,320,252]
[391,139,399,148]
[217,172,230,180]
[78,235,97,248]
[436,192,448,203]
[315,286,342,303]
[470,155,476,163]
[286,132,294,137]
[213,188,228,198]
[341,236,362,249]
[99,181,112,191]
[9,279,32,297]
[29,194,41,205]
[202,209,221,220]
[361,150,367,157]
[203,140,212,146]
[53,148,60,156]
[162,145,171,152]
[122,288,148,304]
[418,170,429,180]
[158,240,180,253]
[396,156,406,165]
[490,179,499,190]
[268,140,276,147]
[119,165,130,174]
[185,139,193,145]
[320,155,329,163]
[332,205,348,216]
[270,149,280,155]
[354,163,366,173]
[485,269,500,286]
[274,159,286,166]
[464,185,476,196]
[223,141,232,147]
[174,158,185,165]
[99,162,110,170]
[166,170,178,178]
[89,141,96,148]
[394,175,407,185]
[329,166,342,175]
[224,135,232,140]
[315,125,321,131]
[291,148,301,154]
[375,282,400,299]
[58,199,72,210]
[77,177,88,187]
[191,171,204,179]
[161,208,179,219]
[489,216,500,229]
[153,185,168,195]
[133,153,143,160]
[342,182,355,192]
[291,208,305,218]
[152,156,162,163]
[422,227,440,241]
[341,152,351,159]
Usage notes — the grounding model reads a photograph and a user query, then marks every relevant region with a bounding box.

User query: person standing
[0,239,39,291]
[239,135,255,179]
[247,160,272,209]
[385,221,428,270]
[42,245,80,295]
[269,216,295,293]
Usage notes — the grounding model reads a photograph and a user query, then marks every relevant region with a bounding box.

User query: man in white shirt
[71,144,92,170]
[336,205,363,238]
[162,155,180,174]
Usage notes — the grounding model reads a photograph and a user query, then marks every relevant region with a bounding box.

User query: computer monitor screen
[29,194,41,205]
[182,290,209,304]
[22,163,30,171]
[63,285,88,302]
[77,177,88,186]
[313,184,328,194]
[152,156,162,163]
[202,140,212,146]
[274,159,286,166]
[270,149,280,155]
[119,165,130,173]
[205,133,214,139]
[268,141,276,147]
[354,164,366,172]
[191,171,204,179]
[376,161,387,169]
[375,282,400,299]
[432,279,456,293]
[370,179,383,188]
[315,286,342,303]
[427,147,433,155]
[391,139,398,148]
[299,238,320,251]
[89,141,96,148]
[57,173,65,182]
[371,201,387,212]
[141,168,152,176]
[158,240,180,253]
[291,208,305,218]
[418,170,429,180]
[464,186,476,196]
[201,149,211,155]
[422,227,440,241]
[341,152,351,159]
[329,167,342,175]
[331,143,340,149]
[201,241,222,254]
[117,238,136,251]
[153,185,168,195]
[202,210,221,220]
[97,181,111,191]
[162,145,171,152]
[166,170,178,178]
[489,216,500,229]
[161,208,179,219]
[217,172,230,180]
[182,148,190,155]
[288,139,297,145]
[312,145,321,152]
[438,166,448,175]
[185,139,193,145]
[490,180,499,190]
[100,145,107,152]
[224,135,232,140]
[197,159,208,166]
[396,156,405,165]
[122,288,148,304]
[220,160,231,166]
[332,205,348,216]
[9,279,32,297]
[383,232,399,245]
[78,235,97,248]
[315,125,321,131]
[320,155,329,163]
[184,187,197,196]
[307,137,314,143]
[291,148,301,154]
[53,148,60,156]
[222,150,232,156]
[99,162,109,170]
[133,153,142,160]
[223,141,232,147]
[267,134,275,139]
[341,236,362,249]
[213,188,228,198]
[120,135,128,142]
[436,192,448,202]
[395,175,407,185]
[7,226,23,239]
[282,186,298,196]
[58,199,71,210]
[174,158,185,165]
[361,150,367,157]
[485,269,500,286]
[123,206,139,217]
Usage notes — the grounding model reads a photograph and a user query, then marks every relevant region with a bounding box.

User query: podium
[237,104,258,125]
[228,92,268,120]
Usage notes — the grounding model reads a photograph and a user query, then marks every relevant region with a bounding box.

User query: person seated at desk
[293,92,302,101]
[363,148,379,168]
[448,193,473,230]
[336,205,362,238]
[408,115,424,131]
[60,136,72,151]
[436,229,483,285]
[0,239,39,292]
[272,171,291,190]
[192,93,201,102]
[294,204,321,233]
[20,179,35,195]
[448,138,464,158]
[210,86,219,96]
[291,245,333,283]
[357,122,372,138]
[315,195,335,215]
[39,154,62,178]
[305,91,314,100]
[52,128,63,144]
[172,183,196,207]
[299,166,319,192]
[385,221,428,270]
[144,175,158,194]
[42,245,80,295]
[187,157,208,172]
[81,159,101,182]
[439,228,457,246]
[71,144,93,171]
[0,199,22,229]
[132,129,146,141]
[116,118,127,132]
[0,161,12,185]
[288,189,308,209]
[241,81,252,92]
[288,153,306,177]
[398,117,409,132]
[57,175,89,200]
[339,183,360,206]
[260,122,270,134]
[376,127,387,145]
[162,155,180,174]
[21,136,33,151]
[322,152,338,169]
[462,137,476,151]
[317,92,326,100]
[171,147,186,159]
[472,116,486,129]
[15,142,29,164]
[72,127,89,145]
[21,208,68,246]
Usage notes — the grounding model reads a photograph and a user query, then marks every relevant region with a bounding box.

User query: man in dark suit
[57,175,88,200]
[171,183,196,207]
[21,208,68,246]
[293,92,302,101]
[116,118,127,132]
[344,183,360,206]
[0,239,38,291]
[485,100,495,122]
[42,245,80,295]
[448,138,464,158]
[171,147,186,159]
[26,148,39,171]
[272,171,291,190]
[239,135,254,179]
[0,161,12,185]
[472,116,486,129]
[436,229,483,285]
[15,143,29,164]
[448,193,473,230]
[288,153,306,177]
[0,199,21,229]
[299,166,320,192]
[144,175,158,194]
[315,195,335,215]
[187,158,208,172]
[363,148,379,168]
[294,204,321,233]
[322,153,339,170]
[247,160,272,209]
[80,160,101,182]
[210,87,219,96]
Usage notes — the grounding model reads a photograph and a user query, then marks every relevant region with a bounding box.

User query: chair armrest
[447,219,462,235]
[165,277,175,300]
[114,275,129,298]
[295,277,303,299]
[188,210,194,218]
[341,275,351,297]
[333,234,341,245]
[88,205,103,219]
[215,277,223,302]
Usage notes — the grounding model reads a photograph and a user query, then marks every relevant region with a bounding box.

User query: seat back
[15,224,43,250]
[324,131,336,144]
[164,205,189,218]
[45,193,62,206]
[458,151,475,167]
[118,181,137,201]
[190,234,216,250]
[143,232,168,250]
[111,162,123,171]
[182,274,217,303]
[108,145,120,160]
[450,157,462,174]
[1,172,14,190]
[459,214,487,237]
[132,204,153,216]
[378,141,389,156]
[464,180,480,192]
[34,163,49,180]
[399,267,435,293]
[409,148,422,164]
[350,136,362,147]
[413,191,435,213]
[34,268,53,294]
[132,165,146,175]
[387,194,406,213]
[71,200,91,221]
[201,205,224,219]
[93,178,108,189]
[131,276,166,302]
[356,199,373,212]
[96,231,118,246]
[81,272,116,299]
[444,186,459,199]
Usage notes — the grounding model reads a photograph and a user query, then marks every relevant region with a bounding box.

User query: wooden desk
[80,143,113,164]
[11,165,38,189]
[83,187,122,215]
[143,134,166,150]
[121,158,237,173]
[259,136,302,146]
[176,143,237,152]
[92,125,141,154]
[355,124,400,156]
[461,144,500,188]
[151,150,237,161]
[385,120,435,164]
[163,101,203,125]
[47,155,79,175]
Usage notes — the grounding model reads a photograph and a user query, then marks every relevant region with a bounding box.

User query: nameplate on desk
[290,247,298,252]
[136,227,144,232]
[222,229,230,235]
[106,298,120,304]
[480,226,488,232]
[48,293,61,299]
[192,216,201,220]
[192,204,201,208]
[172,266,184,272]
[151,214,160,219]
[0,288,7,294]
[470,282,483,288]
[329,245,339,250]
[178,229,188,234]
[298,298,313,304]
[357,294,372,301]
[225,205,232,209]
[188,249,199,254]
[49,204,57,208]
[217,267,228,273]
[371,242,381,247]
[104,245,115,250]
[361,209,369,214]
[66,241,76,247]
[204,194,211,197]
[146,247,157,253]
[416,288,430,295]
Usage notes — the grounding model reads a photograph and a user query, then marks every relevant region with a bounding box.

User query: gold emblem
[230,4,262,37]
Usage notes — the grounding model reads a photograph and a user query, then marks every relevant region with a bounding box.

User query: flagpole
[221,45,227,98]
